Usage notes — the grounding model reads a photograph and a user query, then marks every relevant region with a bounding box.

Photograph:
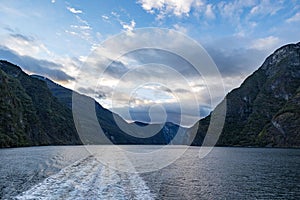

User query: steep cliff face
[193,42,300,147]
[259,86,300,147]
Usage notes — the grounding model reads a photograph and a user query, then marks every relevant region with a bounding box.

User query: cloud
[0,31,78,83]
[65,16,93,43]
[117,102,209,127]
[72,28,291,123]
[77,86,109,99]
[9,33,34,42]
[173,24,188,34]
[174,88,190,93]
[74,29,226,124]
[286,12,300,23]
[103,60,130,79]
[137,0,204,18]
[111,11,120,18]
[102,15,109,20]
[250,36,280,51]
[217,0,255,20]
[205,4,215,19]
[2,32,52,58]
[110,11,136,32]
[121,20,136,32]
[75,15,89,25]
[0,46,74,82]
[205,45,262,76]
[65,30,78,36]
[217,0,284,20]
[249,0,283,16]
[67,6,83,14]
[70,25,91,30]
[51,0,55,3]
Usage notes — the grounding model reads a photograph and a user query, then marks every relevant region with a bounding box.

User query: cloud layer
[0,46,74,82]
[0,0,299,126]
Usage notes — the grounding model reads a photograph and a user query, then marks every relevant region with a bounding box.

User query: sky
[0,0,300,126]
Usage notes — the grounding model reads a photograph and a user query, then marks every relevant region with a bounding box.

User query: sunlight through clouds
[0,0,299,121]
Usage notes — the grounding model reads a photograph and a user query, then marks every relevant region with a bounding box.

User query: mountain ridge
[0,61,81,147]
[0,42,299,148]
[192,42,300,147]
[0,63,191,147]
[32,74,190,145]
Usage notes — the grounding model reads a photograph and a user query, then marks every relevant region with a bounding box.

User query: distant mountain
[32,74,191,145]
[0,61,192,147]
[192,42,300,147]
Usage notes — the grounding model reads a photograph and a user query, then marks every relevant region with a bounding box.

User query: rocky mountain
[0,61,190,147]
[192,42,300,147]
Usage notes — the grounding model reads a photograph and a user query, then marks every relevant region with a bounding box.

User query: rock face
[192,42,300,147]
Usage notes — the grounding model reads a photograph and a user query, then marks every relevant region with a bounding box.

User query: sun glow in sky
[0,0,299,124]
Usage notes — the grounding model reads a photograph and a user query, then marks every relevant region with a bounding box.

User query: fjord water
[1,146,300,199]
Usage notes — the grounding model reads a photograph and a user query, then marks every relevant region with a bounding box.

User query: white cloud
[110,11,136,33]
[111,11,120,17]
[121,20,136,32]
[102,15,109,20]
[137,0,204,18]
[67,6,83,14]
[70,25,91,30]
[65,30,78,36]
[205,4,215,19]
[250,5,258,14]
[0,32,82,85]
[286,12,300,23]
[249,0,283,16]
[250,36,280,51]
[51,0,55,3]
[1,33,52,58]
[65,16,93,43]
[217,0,255,19]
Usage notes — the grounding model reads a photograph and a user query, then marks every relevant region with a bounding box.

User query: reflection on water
[0,146,300,199]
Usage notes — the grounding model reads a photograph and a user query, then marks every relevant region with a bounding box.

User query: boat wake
[16,155,155,200]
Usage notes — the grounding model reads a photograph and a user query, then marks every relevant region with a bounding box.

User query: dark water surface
[0,146,299,199]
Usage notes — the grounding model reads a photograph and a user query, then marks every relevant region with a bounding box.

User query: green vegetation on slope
[193,42,300,147]
[0,61,81,147]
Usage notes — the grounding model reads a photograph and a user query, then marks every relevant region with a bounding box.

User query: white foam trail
[16,155,155,200]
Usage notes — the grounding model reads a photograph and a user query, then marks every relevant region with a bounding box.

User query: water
[0,146,300,199]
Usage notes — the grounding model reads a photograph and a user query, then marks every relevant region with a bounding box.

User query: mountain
[32,75,193,145]
[0,61,191,147]
[192,42,300,147]
[1,42,299,148]
[0,61,81,147]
